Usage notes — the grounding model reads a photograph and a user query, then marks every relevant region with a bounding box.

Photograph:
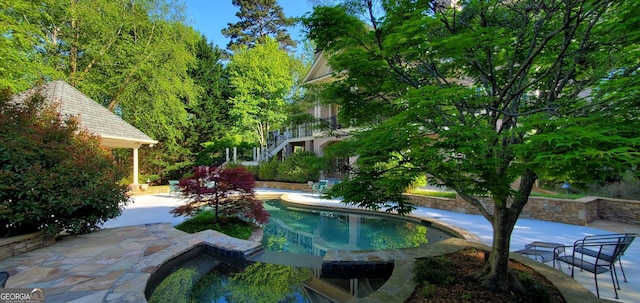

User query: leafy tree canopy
[303,0,640,292]
[1,0,230,179]
[228,37,297,147]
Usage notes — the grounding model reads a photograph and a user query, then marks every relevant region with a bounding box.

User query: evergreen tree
[186,35,234,157]
[222,0,297,51]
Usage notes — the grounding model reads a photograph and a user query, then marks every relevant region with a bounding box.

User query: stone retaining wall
[597,197,640,225]
[0,232,56,261]
[256,181,312,192]
[406,194,638,226]
[258,181,640,226]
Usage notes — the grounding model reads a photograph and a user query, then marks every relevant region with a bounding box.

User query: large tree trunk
[476,205,519,292]
[468,169,537,293]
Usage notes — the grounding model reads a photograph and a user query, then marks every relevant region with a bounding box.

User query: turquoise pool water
[261,199,452,256]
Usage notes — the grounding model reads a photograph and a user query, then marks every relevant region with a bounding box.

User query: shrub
[118,173,160,186]
[0,90,130,236]
[148,267,197,303]
[258,159,279,181]
[413,255,456,286]
[421,281,437,298]
[243,165,259,179]
[517,272,551,302]
[277,151,323,183]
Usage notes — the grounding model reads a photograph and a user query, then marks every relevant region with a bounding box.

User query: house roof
[11,80,157,149]
[302,50,335,84]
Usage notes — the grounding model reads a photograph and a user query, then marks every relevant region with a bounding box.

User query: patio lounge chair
[312,179,329,196]
[554,234,634,299]
[168,180,180,196]
[0,271,8,288]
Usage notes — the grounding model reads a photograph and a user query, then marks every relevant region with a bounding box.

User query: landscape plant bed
[405,248,566,303]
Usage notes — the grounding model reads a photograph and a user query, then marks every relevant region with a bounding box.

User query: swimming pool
[146,199,455,303]
[261,199,453,256]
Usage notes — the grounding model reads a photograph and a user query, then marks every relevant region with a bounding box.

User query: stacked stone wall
[597,198,640,225]
[255,181,312,192]
[0,232,55,261]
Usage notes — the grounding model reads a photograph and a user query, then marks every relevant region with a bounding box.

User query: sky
[183,0,316,49]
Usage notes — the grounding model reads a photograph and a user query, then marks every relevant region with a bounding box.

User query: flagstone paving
[0,189,637,302]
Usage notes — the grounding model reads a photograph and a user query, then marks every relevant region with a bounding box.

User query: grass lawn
[530,192,585,200]
[406,189,457,199]
[175,211,254,240]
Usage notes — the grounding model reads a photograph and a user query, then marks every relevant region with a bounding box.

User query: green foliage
[277,151,324,182]
[243,165,259,179]
[587,178,640,200]
[227,262,313,303]
[517,272,552,303]
[190,269,225,302]
[118,173,160,187]
[407,189,456,199]
[186,36,237,167]
[413,255,456,286]
[0,0,62,91]
[266,233,288,251]
[148,267,197,303]
[367,221,428,249]
[228,38,297,147]
[195,139,256,167]
[421,281,437,298]
[258,159,279,181]
[0,91,129,236]
[175,212,254,240]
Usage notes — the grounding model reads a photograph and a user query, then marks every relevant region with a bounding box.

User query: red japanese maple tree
[170,166,269,225]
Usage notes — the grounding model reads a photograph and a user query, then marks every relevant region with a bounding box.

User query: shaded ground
[405,249,566,303]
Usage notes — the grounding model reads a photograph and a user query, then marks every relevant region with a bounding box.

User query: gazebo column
[132,143,142,186]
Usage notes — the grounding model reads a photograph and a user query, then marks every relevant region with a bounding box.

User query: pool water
[148,254,392,303]
[261,199,452,256]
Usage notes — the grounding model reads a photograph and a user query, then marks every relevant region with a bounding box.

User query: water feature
[147,199,456,303]
[146,245,393,303]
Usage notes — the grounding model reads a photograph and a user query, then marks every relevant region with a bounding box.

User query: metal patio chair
[554,234,633,299]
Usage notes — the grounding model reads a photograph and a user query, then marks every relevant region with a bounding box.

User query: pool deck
[1,189,638,302]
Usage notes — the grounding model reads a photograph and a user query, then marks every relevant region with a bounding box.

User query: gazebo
[11,80,157,187]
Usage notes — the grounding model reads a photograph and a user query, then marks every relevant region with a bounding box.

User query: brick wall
[0,232,56,261]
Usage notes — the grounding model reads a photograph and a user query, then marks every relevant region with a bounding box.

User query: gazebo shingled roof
[11,80,157,149]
